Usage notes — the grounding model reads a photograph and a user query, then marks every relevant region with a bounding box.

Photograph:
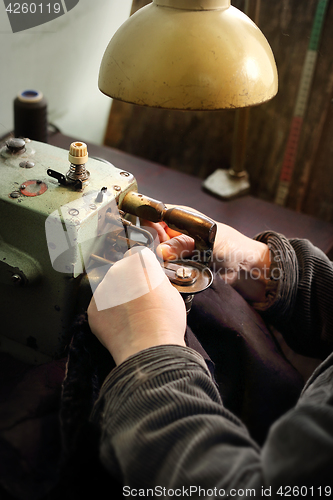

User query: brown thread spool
[14,90,48,143]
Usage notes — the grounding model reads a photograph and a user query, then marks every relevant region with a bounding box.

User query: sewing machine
[0,137,216,364]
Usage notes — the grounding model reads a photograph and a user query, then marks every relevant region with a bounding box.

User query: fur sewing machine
[0,137,216,365]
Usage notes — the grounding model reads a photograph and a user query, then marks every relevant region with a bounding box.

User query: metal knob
[6,138,26,154]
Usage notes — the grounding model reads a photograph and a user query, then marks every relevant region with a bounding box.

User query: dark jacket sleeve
[92,346,333,495]
[92,346,264,494]
[254,232,333,359]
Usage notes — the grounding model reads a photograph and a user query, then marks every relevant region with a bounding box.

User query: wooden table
[50,133,333,256]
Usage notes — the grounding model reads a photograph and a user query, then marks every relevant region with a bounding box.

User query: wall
[0,0,132,144]
[104,0,333,224]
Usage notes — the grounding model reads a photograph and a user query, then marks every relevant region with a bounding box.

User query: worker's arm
[88,240,333,493]
[91,343,333,493]
[254,232,333,359]
[155,219,333,359]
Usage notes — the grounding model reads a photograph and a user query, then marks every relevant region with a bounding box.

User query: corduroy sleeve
[91,345,264,494]
[254,232,333,359]
[92,345,333,496]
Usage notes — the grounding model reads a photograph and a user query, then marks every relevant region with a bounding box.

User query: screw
[113,185,121,192]
[20,185,26,190]
[19,161,35,169]
[176,267,192,279]
[10,191,20,198]
[120,171,130,177]
[68,208,79,216]
[11,274,22,284]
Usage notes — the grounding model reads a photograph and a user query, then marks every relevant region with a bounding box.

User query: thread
[14,90,48,143]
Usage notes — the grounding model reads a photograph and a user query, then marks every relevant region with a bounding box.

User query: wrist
[101,296,187,365]
[112,337,187,366]
[109,322,186,365]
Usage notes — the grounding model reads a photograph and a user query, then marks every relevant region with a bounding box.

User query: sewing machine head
[0,138,215,364]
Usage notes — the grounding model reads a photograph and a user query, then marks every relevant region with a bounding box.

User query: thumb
[157,234,195,261]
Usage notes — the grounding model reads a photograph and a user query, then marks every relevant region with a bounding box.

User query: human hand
[87,246,186,365]
[144,206,271,303]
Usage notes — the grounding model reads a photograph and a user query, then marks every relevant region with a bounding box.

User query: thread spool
[14,90,48,143]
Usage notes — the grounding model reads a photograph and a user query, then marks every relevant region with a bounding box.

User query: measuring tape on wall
[275,0,329,206]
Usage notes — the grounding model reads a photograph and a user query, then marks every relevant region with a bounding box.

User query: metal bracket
[47,168,83,190]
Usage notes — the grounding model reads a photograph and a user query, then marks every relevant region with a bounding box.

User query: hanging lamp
[98,0,278,110]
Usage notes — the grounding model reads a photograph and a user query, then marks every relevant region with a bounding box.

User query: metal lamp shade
[99,0,278,110]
